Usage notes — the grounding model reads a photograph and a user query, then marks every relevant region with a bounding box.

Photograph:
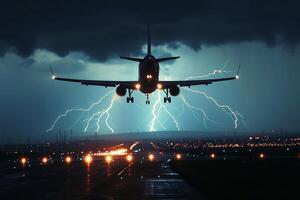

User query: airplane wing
[160,76,238,88]
[52,76,137,88]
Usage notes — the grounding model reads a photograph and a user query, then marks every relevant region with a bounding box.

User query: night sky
[0,0,299,143]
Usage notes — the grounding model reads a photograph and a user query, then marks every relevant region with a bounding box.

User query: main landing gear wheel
[146,100,150,104]
[163,97,171,103]
[127,97,134,103]
[126,89,134,103]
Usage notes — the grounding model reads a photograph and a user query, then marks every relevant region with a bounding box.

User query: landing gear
[126,89,134,103]
[163,89,171,103]
[164,97,171,103]
[146,94,150,104]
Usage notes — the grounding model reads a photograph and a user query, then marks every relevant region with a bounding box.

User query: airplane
[51,25,240,104]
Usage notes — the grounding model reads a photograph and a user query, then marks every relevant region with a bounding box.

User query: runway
[0,143,202,200]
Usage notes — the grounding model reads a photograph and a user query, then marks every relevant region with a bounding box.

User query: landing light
[157,83,163,90]
[84,154,93,164]
[20,157,27,165]
[235,75,239,79]
[65,156,72,164]
[259,153,265,159]
[105,155,112,163]
[126,155,133,162]
[176,154,182,160]
[42,157,48,164]
[135,83,141,90]
[148,154,154,161]
[210,153,216,159]
[52,75,56,80]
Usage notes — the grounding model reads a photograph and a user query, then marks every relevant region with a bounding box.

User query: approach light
[135,83,141,90]
[176,154,182,160]
[259,153,265,159]
[126,155,133,162]
[84,154,93,164]
[65,156,72,164]
[105,155,112,163]
[42,157,48,164]
[148,154,154,161]
[20,157,27,165]
[157,83,163,90]
[210,153,216,159]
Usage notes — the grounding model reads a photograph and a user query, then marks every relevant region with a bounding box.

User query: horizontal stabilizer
[120,56,143,62]
[156,56,180,62]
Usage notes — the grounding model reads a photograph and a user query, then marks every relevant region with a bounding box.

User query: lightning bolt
[180,94,219,129]
[183,88,239,128]
[84,94,117,133]
[150,66,245,131]
[46,90,114,133]
[149,92,180,131]
[185,69,235,80]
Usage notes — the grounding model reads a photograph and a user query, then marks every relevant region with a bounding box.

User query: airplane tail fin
[156,56,180,62]
[120,56,143,62]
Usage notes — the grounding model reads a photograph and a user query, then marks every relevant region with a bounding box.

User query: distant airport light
[84,154,93,164]
[65,156,72,164]
[235,75,239,79]
[20,157,27,165]
[105,155,112,163]
[148,154,154,161]
[210,153,216,159]
[42,157,48,164]
[157,83,163,90]
[135,83,141,90]
[176,154,182,160]
[259,153,265,159]
[51,75,56,80]
[126,155,133,162]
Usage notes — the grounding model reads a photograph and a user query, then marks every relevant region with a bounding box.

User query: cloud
[0,0,299,60]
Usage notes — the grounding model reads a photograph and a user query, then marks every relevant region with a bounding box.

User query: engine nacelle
[116,86,126,96]
[170,86,180,96]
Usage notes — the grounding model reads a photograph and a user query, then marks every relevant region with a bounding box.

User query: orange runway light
[259,153,265,159]
[126,155,133,162]
[148,154,154,161]
[20,157,27,165]
[105,155,112,163]
[42,157,48,164]
[176,154,182,160]
[84,154,93,165]
[65,156,72,164]
[210,153,216,159]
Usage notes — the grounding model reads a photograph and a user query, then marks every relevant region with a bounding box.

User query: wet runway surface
[99,160,202,199]
[0,153,202,199]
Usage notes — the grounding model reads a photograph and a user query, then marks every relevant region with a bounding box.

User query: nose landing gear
[146,93,150,104]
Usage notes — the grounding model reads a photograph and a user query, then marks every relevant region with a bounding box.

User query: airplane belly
[140,81,156,94]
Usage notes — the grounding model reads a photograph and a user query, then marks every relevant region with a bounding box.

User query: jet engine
[116,86,126,96]
[169,86,180,96]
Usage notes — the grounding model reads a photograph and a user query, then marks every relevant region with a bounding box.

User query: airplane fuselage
[138,55,159,94]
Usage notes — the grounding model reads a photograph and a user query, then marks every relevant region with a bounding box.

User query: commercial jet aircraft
[51,25,239,104]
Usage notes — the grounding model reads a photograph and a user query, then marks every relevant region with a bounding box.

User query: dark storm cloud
[0,0,299,60]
